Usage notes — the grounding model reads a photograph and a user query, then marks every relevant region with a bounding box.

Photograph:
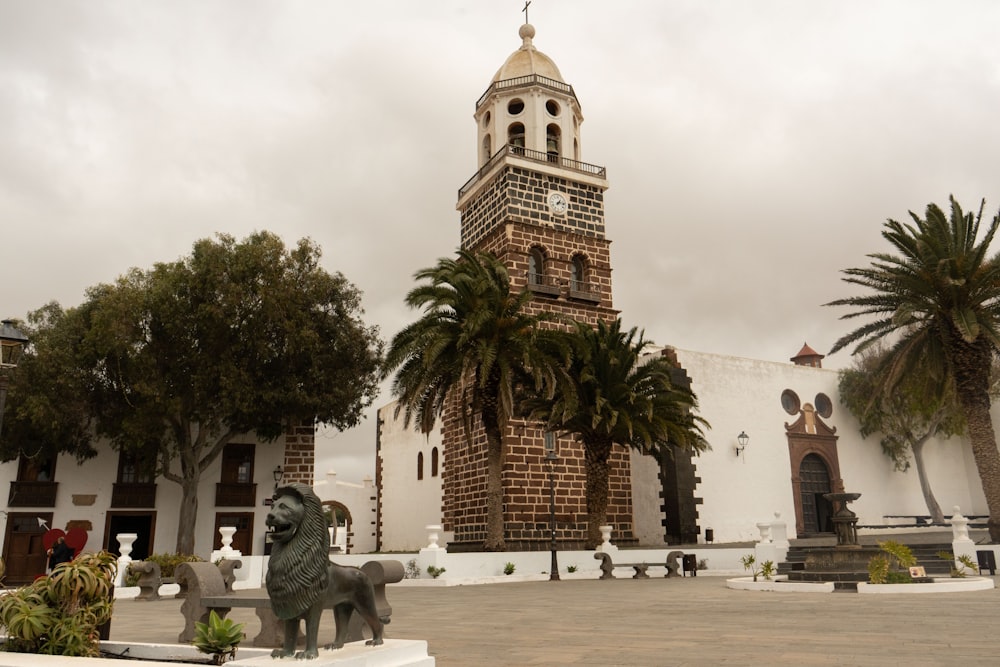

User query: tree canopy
[527,318,709,547]
[0,232,383,553]
[838,345,966,523]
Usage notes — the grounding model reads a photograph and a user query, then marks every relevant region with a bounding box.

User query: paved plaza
[108,574,1000,666]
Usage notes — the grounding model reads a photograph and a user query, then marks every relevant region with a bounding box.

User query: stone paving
[108,573,1000,666]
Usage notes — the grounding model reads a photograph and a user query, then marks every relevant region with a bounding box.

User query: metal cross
[522,1,531,24]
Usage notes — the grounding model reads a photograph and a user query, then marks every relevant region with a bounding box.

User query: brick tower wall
[444,175,637,550]
[282,421,316,486]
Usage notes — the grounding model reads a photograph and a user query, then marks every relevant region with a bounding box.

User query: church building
[376,22,990,552]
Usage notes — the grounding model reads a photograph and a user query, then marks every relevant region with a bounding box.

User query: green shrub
[503,562,516,575]
[145,552,205,579]
[740,554,772,582]
[426,566,446,579]
[0,551,117,656]
[194,610,244,665]
[868,541,917,584]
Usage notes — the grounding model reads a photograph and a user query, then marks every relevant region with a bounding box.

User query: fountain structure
[783,492,883,590]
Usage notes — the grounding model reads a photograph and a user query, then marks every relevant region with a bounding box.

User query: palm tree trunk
[910,437,945,524]
[584,439,613,549]
[482,408,506,551]
[950,336,1000,542]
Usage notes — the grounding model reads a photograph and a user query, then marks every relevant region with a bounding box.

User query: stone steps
[778,542,955,591]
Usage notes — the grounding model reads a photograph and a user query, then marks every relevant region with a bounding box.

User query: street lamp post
[0,319,30,438]
[544,432,560,581]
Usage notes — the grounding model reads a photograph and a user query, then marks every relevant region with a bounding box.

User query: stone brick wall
[443,164,637,551]
[281,421,315,486]
[461,166,607,248]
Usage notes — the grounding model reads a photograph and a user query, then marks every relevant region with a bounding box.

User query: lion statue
[265,483,384,659]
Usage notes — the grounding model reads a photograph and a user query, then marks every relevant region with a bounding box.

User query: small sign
[909,566,927,578]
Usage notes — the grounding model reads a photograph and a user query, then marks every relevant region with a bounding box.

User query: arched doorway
[799,454,833,534]
[323,501,352,553]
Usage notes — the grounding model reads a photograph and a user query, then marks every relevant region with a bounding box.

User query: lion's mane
[265,483,332,620]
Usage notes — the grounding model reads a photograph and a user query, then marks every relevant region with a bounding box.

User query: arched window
[570,255,587,292]
[528,247,545,285]
[482,134,492,165]
[417,452,424,481]
[508,123,525,153]
[546,123,561,161]
[431,447,439,477]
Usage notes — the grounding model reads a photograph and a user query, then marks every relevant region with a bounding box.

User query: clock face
[548,192,568,215]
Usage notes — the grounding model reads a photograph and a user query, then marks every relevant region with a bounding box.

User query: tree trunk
[583,439,613,549]
[910,438,945,524]
[482,410,506,551]
[949,334,1000,542]
[175,472,200,555]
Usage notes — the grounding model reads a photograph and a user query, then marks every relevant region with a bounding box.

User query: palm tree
[384,249,567,551]
[828,196,1000,542]
[530,318,709,548]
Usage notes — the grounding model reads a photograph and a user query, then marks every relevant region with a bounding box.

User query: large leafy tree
[0,232,383,554]
[838,346,966,524]
[529,318,709,548]
[828,196,1000,542]
[384,249,567,551]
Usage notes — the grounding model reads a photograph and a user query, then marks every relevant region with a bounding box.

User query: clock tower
[443,22,638,551]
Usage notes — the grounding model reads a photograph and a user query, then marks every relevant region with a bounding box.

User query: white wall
[311,471,378,554]
[377,400,444,552]
[0,433,285,560]
[667,348,988,543]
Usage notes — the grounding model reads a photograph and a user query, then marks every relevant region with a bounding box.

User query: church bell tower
[442,21,637,551]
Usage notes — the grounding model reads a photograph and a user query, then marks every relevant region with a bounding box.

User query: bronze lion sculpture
[265,483,384,659]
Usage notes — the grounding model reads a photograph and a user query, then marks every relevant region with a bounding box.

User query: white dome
[491,23,565,83]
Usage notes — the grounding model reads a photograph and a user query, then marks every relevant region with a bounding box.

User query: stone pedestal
[595,525,619,555]
[824,492,862,549]
[949,506,977,571]
[115,533,137,587]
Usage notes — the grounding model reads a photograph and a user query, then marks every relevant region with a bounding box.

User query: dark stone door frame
[785,405,844,536]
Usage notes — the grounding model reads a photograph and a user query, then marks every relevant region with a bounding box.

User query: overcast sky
[3,1,1000,482]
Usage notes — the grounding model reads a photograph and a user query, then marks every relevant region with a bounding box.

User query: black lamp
[544,432,560,581]
[736,431,749,457]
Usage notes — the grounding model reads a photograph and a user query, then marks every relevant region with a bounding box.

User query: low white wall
[324,546,754,581]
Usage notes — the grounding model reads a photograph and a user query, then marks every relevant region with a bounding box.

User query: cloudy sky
[3,1,1000,481]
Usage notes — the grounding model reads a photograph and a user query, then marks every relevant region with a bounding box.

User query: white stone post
[115,533,137,587]
[211,526,242,563]
[425,524,443,550]
[417,524,447,578]
[948,506,977,574]
[595,525,618,554]
[770,512,790,563]
[219,526,236,554]
[756,522,772,543]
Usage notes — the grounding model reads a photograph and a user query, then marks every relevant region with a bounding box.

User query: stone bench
[593,551,687,580]
[175,559,402,648]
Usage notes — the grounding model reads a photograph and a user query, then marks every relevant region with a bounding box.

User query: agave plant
[0,551,117,656]
[194,610,244,665]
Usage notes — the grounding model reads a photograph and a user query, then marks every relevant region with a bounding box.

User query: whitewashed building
[379,344,989,550]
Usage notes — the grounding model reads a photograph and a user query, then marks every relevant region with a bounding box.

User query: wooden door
[3,513,52,584]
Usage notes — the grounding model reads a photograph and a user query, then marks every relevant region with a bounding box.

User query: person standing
[47,535,73,573]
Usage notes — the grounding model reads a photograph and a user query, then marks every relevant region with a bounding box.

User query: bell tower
[443,21,637,551]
